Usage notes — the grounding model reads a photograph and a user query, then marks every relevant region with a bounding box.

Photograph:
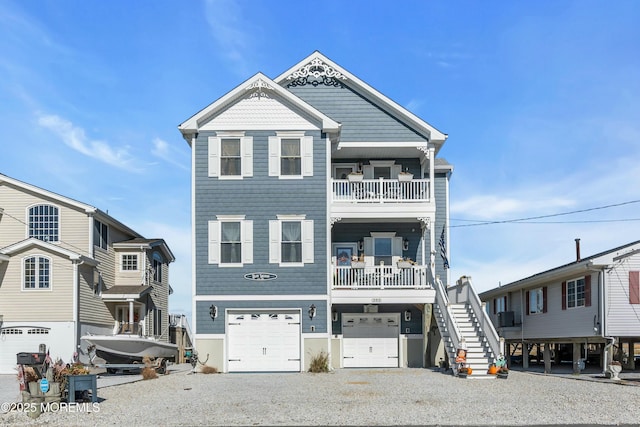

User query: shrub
[142,367,158,380]
[200,365,218,374]
[308,351,329,373]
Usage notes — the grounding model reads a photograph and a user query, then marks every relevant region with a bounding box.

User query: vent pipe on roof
[575,238,581,262]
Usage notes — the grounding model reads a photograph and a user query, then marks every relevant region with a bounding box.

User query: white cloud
[152,138,190,171]
[37,114,142,172]
[204,0,254,76]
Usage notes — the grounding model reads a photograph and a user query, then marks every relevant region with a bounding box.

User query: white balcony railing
[332,179,430,203]
[333,265,430,289]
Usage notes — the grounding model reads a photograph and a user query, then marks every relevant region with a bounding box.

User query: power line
[451,199,640,228]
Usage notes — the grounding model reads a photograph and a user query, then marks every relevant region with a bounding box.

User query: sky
[1,0,639,324]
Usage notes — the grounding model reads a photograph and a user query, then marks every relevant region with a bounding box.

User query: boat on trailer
[82,334,178,366]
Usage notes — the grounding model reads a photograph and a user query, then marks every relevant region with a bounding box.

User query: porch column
[572,342,581,374]
[543,343,552,374]
[128,300,134,326]
[630,341,636,370]
[522,342,529,369]
[428,146,435,200]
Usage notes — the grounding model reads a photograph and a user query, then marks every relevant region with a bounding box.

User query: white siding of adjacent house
[0,247,74,321]
[521,272,599,340]
[605,253,640,336]
[0,183,90,253]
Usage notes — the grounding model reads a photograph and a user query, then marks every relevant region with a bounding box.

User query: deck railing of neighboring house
[333,265,430,288]
[332,179,430,203]
[116,321,142,336]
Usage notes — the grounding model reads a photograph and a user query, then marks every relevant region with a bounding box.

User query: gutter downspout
[73,259,82,360]
[599,266,615,375]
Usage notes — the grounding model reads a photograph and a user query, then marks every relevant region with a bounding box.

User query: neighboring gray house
[0,174,175,373]
[179,52,501,374]
[479,239,640,373]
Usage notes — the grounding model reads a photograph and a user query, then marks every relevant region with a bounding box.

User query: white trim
[216,215,246,220]
[194,295,329,301]
[178,73,340,134]
[191,135,197,336]
[194,333,226,339]
[0,174,97,214]
[276,214,306,220]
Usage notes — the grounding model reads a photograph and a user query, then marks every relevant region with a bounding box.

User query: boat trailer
[86,345,170,375]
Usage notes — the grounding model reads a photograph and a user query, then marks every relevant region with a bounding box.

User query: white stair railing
[433,273,464,373]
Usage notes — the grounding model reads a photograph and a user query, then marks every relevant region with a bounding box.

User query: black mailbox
[17,352,46,365]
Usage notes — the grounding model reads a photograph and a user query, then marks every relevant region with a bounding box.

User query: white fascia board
[275,51,447,144]
[337,141,428,149]
[194,295,329,301]
[0,238,84,260]
[0,173,97,214]
[178,73,340,136]
[0,254,10,262]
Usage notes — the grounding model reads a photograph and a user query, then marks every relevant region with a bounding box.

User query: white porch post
[428,145,435,200]
[128,300,134,326]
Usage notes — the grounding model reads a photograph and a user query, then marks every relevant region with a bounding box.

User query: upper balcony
[331,263,436,304]
[330,177,433,219]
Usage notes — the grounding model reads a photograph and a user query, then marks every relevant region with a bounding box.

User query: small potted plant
[398,168,414,182]
[495,354,508,379]
[347,171,364,182]
[397,257,415,268]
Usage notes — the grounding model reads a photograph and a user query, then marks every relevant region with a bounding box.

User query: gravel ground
[2,368,640,426]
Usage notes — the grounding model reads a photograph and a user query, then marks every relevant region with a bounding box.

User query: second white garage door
[227,311,301,372]
[342,313,399,368]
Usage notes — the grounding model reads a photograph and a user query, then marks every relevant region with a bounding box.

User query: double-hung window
[152,252,163,282]
[269,215,314,265]
[208,216,253,266]
[94,219,108,250]
[528,287,545,314]
[208,133,253,178]
[268,132,313,178]
[567,278,585,308]
[28,204,59,243]
[24,255,50,289]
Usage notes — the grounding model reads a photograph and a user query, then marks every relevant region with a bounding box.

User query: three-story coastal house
[180,52,500,373]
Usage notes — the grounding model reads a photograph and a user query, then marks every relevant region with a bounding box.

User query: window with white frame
[495,296,506,313]
[529,288,544,314]
[374,237,393,266]
[152,252,163,282]
[94,219,108,250]
[28,204,59,242]
[207,134,253,178]
[208,216,253,266]
[268,132,313,178]
[269,216,314,265]
[24,255,50,289]
[121,254,138,271]
[220,138,241,176]
[567,277,585,308]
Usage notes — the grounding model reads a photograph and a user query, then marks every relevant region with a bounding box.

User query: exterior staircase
[433,276,502,379]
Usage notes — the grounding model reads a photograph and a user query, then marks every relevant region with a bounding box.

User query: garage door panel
[227,312,300,372]
[342,314,399,368]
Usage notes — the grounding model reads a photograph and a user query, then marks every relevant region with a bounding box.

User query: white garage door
[342,314,399,368]
[227,311,301,372]
[0,327,51,374]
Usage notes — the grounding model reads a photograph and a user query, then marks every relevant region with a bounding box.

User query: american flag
[439,224,450,269]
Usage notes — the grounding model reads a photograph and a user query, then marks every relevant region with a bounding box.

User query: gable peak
[285,55,348,88]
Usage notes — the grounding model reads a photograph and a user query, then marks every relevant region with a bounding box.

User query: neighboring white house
[479,239,640,373]
[0,173,175,373]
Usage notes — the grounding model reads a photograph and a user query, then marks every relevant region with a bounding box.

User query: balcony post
[429,145,435,200]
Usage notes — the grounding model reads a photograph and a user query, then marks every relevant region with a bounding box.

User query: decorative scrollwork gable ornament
[286,58,348,87]
[246,78,274,99]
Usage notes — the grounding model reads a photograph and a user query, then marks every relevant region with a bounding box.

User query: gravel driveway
[2,368,640,426]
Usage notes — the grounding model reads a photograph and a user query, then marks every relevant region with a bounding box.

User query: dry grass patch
[200,365,218,374]
[142,367,158,380]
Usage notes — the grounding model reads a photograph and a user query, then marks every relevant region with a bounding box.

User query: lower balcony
[332,265,435,304]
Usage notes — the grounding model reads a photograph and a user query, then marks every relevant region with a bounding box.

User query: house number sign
[244,272,277,281]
